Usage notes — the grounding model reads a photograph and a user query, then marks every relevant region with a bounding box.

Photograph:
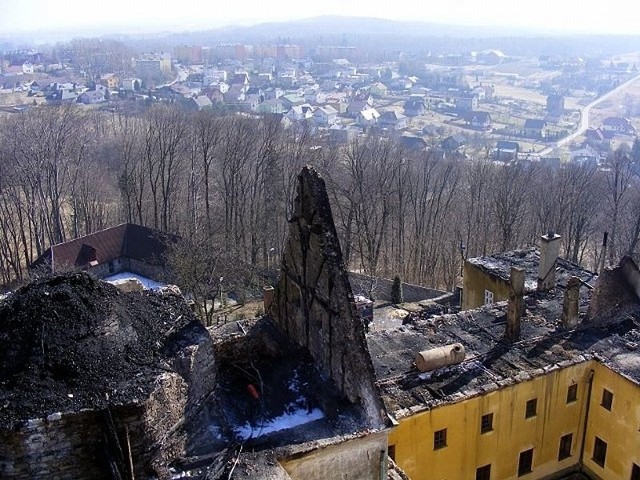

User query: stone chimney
[505,267,525,343]
[538,232,562,292]
[562,276,581,329]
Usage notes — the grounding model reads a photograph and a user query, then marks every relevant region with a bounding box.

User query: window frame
[601,388,613,411]
[592,437,607,468]
[481,412,494,434]
[484,289,494,305]
[558,433,573,460]
[433,428,447,450]
[525,398,537,419]
[566,383,578,403]
[518,448,534,476]
[476,464,491,480]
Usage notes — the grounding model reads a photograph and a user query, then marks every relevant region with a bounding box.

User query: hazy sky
[1,0,638,36]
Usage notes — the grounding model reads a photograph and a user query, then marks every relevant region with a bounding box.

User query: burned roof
[31,223,178,272]
[368,283,640,418]
[0,272,207,428]
[466,247,596,291]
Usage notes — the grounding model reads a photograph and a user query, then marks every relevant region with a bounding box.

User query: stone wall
[271,166,386,428]
[0,329,216,479]
[348,272,447,303]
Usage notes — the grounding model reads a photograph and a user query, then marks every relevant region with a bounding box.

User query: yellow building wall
[462,262,511,310]
[582,362,640,480]
[388,362,593,480]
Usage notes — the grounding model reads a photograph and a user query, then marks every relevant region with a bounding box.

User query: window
[601,389,613,410]
[433,428,447,450]
[387,445,395,461]
[558,433,573,460]
[484,289,494,305]
[592,437,607,468]
[476,464,491,480]
[525,398,537,418]
[518,448,534,476]
[481,413,494,433]
[632,463,640,480]
[566,384,578,403]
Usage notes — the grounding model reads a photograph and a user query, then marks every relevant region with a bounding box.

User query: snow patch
[103,272,165,290]
[234,408,325,440]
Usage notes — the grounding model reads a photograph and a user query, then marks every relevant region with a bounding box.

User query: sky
[1,0,638,37]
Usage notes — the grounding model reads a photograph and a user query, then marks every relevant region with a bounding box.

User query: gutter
[579,369,595,470]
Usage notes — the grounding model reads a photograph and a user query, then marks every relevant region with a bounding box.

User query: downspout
[579,369,595,471]
[379,449,387,480]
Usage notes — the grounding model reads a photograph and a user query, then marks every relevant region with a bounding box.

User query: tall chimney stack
[506,267,525,343]
[561,276,581,329]
[538,232,562,292]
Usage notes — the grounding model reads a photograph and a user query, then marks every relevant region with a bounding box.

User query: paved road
[538,73,640,157]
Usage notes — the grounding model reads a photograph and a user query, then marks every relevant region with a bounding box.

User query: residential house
[570,145,600,167]
[231,72,250,85]
[369,82,388,97]
[400,135,428,151]
[494,140,520,161]
[356,107,380,128]
[477,49,507,64]
[403,95,427,117]
[22,62,34,74]
[328,124,359,144]
[256,99,287,114]
[441,134,466,152]
[281,93,306,109]
[100,74,119,90]
[546,93,565,119]
[184,95,213,111]
[346,100,372,118]
[264,87,284,100]
[455,93,478,112]
[122,78,141,92]
[31,223,177,282]
[313,105,339,126]
[601,117,635,136]
[286,103,316,122]
[463,111,492,130]
[46,89,78,104]
[523,119,547,139]
[584,127,607,147]
[378,111,408,131]
[78,90,106,105]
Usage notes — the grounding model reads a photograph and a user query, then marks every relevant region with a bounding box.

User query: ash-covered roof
[466,247,596,291]
[368,288,640,418]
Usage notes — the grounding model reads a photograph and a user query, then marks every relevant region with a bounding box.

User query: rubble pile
[0,272,205,428]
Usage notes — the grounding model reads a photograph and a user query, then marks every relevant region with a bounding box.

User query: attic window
[484,290,494,305]
[525,398,537,418]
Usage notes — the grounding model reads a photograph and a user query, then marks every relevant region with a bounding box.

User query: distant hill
[3,16,640,58]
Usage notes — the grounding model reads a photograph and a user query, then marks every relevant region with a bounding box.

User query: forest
[0,103,639,300]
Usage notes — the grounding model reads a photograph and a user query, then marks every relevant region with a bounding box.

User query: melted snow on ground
[103,272,165,290]
[235,408,325,440]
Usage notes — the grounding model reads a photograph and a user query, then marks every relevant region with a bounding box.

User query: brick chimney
[538,232,562,292]
[562,276,581,329]
[505,267,525,343]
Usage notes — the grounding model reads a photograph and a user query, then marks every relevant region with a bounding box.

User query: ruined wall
[587,258,640,323]
[271,166,386,427]
[0,335,216,480]
[280,431,388,480]
[462,261,511,310]
[348,272,446,303]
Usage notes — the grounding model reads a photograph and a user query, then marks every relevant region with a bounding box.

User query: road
[538,72,640,157]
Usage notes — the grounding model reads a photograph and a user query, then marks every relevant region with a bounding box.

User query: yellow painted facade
[462,261,511,310]
[582,362,640,480]
[388,360,640,480]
